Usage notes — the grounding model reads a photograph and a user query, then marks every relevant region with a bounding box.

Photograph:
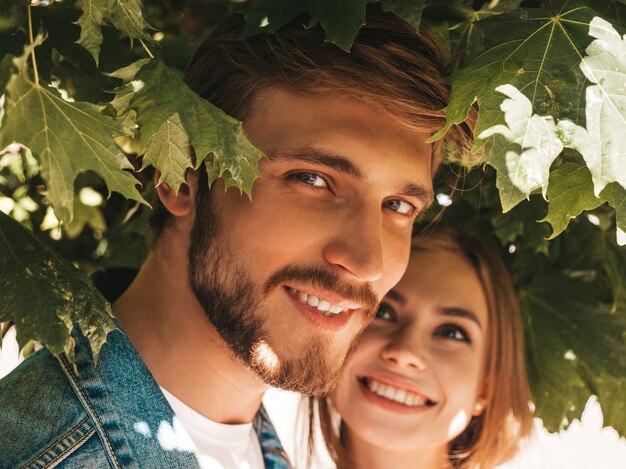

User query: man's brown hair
[150,7,475,238]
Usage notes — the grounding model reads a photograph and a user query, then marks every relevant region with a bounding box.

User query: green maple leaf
[76,0,153,64]
[541,161,604,239]
[379,0,424,31]
[118,59,263,196]
[0,39,146,224]
[0,211,116,367]
[242,0,370,51]
[596,228,626,313]
[0,54,13,93]
[522,272,626,434]
[479,84,563,212]
[427,0,522,68]
[142,113,192,192]
[434,0,597,142]
[242,0,425,51]
[602,182,626,246]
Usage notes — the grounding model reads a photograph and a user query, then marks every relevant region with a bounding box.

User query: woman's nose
[380,335,428,370]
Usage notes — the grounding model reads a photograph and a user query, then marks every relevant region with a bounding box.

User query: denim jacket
[0,272,291,468]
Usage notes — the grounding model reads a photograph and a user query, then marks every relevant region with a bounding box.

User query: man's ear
[154,170,198,218]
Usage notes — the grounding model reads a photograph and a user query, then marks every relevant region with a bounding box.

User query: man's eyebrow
[440,307,483,330]
[266,148,364,180]
[267,147,433,204]
[398,183,434,206]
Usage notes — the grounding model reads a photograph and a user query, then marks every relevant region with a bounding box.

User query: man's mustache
[262,265,379,318]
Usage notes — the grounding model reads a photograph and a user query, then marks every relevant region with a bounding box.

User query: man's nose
[321,204,384,282]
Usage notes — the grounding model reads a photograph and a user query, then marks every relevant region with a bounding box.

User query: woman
[313,227,534,469]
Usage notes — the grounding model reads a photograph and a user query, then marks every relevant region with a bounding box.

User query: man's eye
[293,172,329,188]
[383,199,416,216]
[374,302,396,322]
[435,324,471,343]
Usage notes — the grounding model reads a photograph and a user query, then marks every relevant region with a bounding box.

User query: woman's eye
[374,302,396,322]
[293,172,329,188]
[383,199,416,216]
[436,324,470,343]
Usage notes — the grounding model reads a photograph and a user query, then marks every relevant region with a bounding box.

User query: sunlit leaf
[0,41,146,224]
[479,84,563,211]
[574,16,626,195]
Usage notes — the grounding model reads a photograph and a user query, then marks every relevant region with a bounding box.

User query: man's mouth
[359,376,436,408]
[287,287,358,318]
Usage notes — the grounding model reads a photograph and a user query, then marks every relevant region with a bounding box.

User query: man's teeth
[365,378,432,407]
[291,289,346,317]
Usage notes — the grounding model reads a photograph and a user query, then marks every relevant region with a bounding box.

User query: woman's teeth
[289,288,346,317]
[365,378,433,407]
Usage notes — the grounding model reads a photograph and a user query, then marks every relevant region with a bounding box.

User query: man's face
[189,87,433,396]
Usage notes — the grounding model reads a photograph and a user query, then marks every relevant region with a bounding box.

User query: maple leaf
[379,0,424,31]
[142,113,192,191]
[541,161,604,239]
[601,182,626,246]
[521,271,626,435]
[479,84,563,212]
[75,0,153,64]
[434,0,598,143]
[0,211,116,367]
[0,38,146,224]
[573,16,626,196]
[116,59,264,196]
[242,0,425,51]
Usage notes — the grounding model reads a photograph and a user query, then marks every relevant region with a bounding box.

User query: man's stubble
[187,182,377,397]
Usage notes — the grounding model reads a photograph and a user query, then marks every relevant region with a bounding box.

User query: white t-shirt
[160,387,264,469]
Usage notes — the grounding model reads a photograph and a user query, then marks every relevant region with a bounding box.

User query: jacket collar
[61,318,291,467]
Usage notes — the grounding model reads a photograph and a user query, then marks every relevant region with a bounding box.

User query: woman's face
[331,247,489,452]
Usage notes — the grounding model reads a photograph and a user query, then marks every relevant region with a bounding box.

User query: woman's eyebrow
[440,307,483,330]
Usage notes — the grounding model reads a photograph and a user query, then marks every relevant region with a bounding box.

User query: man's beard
[187,188,377,397]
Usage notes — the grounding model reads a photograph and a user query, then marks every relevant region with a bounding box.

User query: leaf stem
[139,39,155,59]
[27,5,40,86]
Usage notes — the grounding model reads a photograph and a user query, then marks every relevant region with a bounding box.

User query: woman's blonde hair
[313,225,533,469]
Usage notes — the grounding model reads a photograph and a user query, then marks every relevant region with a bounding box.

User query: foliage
[0,210,116,368]
[0,0,625,437]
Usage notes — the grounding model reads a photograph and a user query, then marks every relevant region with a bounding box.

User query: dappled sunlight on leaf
[0,38,146,225]
[479,84,563,211]
[577,16,626,196]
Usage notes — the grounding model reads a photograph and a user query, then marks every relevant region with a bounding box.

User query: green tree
[1,0,625,436]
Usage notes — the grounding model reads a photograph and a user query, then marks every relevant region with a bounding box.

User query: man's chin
[248,340,344,397]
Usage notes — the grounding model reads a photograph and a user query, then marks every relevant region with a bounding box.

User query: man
[0,9,472,468]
